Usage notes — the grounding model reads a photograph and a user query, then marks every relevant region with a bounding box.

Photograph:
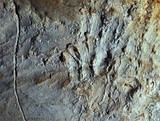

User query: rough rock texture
[0,0,160,121]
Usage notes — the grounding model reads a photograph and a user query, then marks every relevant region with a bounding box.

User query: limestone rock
[0,0,160,121]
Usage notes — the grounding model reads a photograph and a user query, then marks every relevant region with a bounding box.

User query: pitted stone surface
[0,0,160,121]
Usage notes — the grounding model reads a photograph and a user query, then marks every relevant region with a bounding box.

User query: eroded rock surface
[0,0,160,121]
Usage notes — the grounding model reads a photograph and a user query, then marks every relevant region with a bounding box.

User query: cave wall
[0,0,160,121]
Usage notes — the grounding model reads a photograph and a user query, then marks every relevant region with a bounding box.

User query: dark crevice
[107,50,112,60]
[59,52,66,62]
[72,45,81,60]
[121,45,126,53]
[126,79,141,102]
[105,50,112,62]
[127,4,134,17]
[66,43,72,48]
[98,13,105,38]
[89,53,96,77]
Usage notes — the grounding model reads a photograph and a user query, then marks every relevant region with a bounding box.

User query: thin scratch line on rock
[12,1,27,121]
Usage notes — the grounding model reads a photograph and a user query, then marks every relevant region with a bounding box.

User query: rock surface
[0,0,160,121]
